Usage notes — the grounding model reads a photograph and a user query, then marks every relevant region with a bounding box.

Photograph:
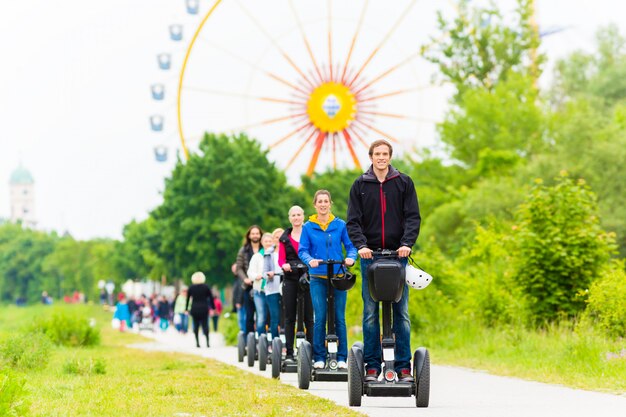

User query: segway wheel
[347,349,362,406]
[259,336,268,371]
[413,348,430,408]
[246,332,256,368]
[297,341,311,390]
[271,338,282,379]
[237,332,245,363]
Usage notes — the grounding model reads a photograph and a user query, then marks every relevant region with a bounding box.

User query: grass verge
[0,305,363,417]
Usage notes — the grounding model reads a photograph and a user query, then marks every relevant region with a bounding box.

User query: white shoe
[337,361,347,369]
[313,361,325,369]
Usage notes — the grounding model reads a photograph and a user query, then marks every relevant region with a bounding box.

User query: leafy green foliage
[580,263,626,338]
[0,332,52,370]
[153,133,303,286]
[300,168,362,218]
[514,173,617,322]
[0,370,29,417]
[32,310,101,347]
[62,357,107,375]
[425,0,541,101]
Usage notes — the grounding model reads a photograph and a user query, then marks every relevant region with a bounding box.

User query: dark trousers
[191,313,209,346]
[282,279,314,356]
[243,287,256,334]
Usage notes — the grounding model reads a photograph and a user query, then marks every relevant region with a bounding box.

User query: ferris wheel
[149,0,451,175]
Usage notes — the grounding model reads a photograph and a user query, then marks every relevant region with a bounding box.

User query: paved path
[130,330,626,417]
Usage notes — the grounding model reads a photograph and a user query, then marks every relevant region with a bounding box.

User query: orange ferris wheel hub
[306,82,357,134]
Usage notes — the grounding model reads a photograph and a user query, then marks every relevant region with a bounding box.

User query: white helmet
[405,264,433,290]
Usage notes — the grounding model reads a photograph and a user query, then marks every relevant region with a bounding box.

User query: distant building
[9,164,36,228]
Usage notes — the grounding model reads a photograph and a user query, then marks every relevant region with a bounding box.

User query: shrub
[62,357,106,375]
[514,173,617,322]
[0,370,30,416]
[0,331,52,370]
[220,312,240,346]
[33,310,100,347]
[581,265,626,338]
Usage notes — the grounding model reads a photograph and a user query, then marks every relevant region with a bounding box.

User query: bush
[0,331,52,370]
[220,312,240,346]
[0,370,30,416]
[32,310,100,347]
[514,173,617,322]
[62,357,106,375]
[581,265,626,338]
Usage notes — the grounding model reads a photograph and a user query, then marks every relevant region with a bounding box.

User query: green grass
[0,305,364,417]
[414,320,626,394]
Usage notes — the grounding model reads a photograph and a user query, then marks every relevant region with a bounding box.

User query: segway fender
[414,347,427,376]
[351,343,364,378]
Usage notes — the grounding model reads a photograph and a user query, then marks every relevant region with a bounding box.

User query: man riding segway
[347,139,430,406]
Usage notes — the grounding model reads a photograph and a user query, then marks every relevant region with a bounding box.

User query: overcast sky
[0,0,623,240]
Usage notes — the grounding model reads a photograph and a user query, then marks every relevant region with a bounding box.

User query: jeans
[159,317,169,331]
[265,293,281,339]
[310,277,347,362]
[360,257,411,372]
[175,312,188,333]
[253,290,266,336]
[237,305,246,333]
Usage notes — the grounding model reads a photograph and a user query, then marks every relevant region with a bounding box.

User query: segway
[272,262,310,379]
[256,271,283,372]
[297,259,353,389]
[348,249,430,407]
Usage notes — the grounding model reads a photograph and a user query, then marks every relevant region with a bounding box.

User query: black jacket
[186,284,215,317]
[347,165,421,250]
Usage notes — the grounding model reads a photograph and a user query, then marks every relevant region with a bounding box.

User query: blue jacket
[298,215,357,278]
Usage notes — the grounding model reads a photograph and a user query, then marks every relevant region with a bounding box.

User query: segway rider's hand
[267,271,275,281]
[309,259,321,268]
[358,247,373,259]
[397,246,411,258]
[282,263,292,272]
[344,258,355,267]
[244,278,253,286]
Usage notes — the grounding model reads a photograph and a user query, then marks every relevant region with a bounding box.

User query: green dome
[9,166,34,185]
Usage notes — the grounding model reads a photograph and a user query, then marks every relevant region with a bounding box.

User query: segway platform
[364,381,414,397]
[313,368,348,381]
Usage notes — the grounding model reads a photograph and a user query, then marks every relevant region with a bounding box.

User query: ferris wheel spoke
[197,37,311,96]
[306,131,327,176]
[359,110,435,123]
[288,0,325,85]
[358,86,433,103]
[228,112,309,132]
[270,121,314,148]
[328,0,334,82]
[341,130,362,169]
[185,86,307,106]
[285,128,318,170]
[235,0,318,89]
[348,0,419,88]
[353,50,423,96]
[340,0,369,84]
[331,132,338,169]
[347,126,370,149]
[353,119,401,143]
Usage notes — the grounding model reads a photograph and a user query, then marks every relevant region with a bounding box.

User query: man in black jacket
[347,139,421,383]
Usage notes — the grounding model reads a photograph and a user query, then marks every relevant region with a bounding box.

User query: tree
[425,0,541,101]
[152,133,302,287]
[513,173,617,322]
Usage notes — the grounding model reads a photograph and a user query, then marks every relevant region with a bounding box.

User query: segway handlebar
[318,259,346,265]
[370,249,399,257]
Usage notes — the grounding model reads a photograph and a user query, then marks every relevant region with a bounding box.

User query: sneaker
[313,361,325,369]
[398,369,415,383]
[364,368,379,382]
[337,361,347,369]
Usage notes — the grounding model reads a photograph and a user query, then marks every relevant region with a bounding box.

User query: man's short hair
[368,139,393,157]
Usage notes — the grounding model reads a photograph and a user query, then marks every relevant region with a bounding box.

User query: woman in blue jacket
[298,189,357,369]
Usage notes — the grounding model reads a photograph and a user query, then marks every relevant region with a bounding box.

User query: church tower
[9,164,36,228]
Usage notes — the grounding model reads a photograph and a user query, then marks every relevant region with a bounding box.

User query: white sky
[0,0,623,240]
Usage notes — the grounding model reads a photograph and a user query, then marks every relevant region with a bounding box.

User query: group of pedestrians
[231,139,421,381]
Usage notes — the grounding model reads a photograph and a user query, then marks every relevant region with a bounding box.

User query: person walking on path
[186,272,215,348]
[279,205,314,362]
[298,190,357,369]
[346,139,421,383]
[113,293,131,332]
[157,295,171,331]
[236,225,263,335]
[210,289,222,332]
[173,288,189,334]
